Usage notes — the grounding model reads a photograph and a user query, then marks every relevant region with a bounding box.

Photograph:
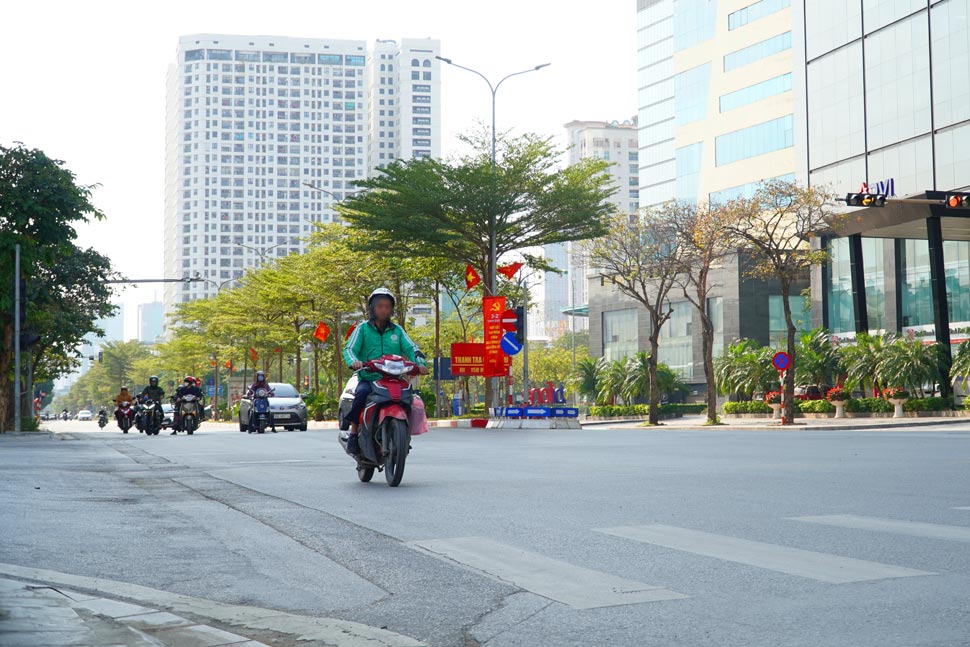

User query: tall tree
[587,208,685,424]
[0,144,111,431]
[725,180,838,424]
[671,201,735,424]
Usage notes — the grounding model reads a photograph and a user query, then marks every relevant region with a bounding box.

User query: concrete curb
[0,563,426,647]
[582,418,970,431]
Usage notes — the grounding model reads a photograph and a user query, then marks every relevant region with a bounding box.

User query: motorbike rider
[138,376,166,428]
[171,376,203,435]
[246,370,276,431]
[342,287,428,455]
[113,386,134,427]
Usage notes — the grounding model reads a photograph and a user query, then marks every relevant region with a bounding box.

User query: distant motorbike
[97,408,108,429]
[117,401,135,433]
[248,388,274,434]
[142,399,163,436]
[337,354,419,487]
[177,394,201,435]
[134,399,147,433]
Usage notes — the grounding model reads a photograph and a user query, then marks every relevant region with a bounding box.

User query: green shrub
[844,397,893,413]
[588,403,706,418]
[903,396,951,412]
[797,399,836,414]
[723,401,771,414]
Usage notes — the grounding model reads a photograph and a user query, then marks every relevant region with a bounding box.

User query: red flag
[465,264,481,291]
[497,261,524,280]
[249,347,258,362]
[313,321,331,343]
[223,359,233,371]
[344,321,358,341]
[274,347,282,354]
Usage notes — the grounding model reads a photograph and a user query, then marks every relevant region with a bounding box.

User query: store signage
[858,178,896,197]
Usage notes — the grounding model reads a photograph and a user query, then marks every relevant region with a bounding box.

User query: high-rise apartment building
[588,0,806,386]
[163,34,440,317]
[137,301,165,344]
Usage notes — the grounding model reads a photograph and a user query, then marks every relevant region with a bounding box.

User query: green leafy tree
[714,339,777,400]
[573,357,601,404]
[596,359,629,406]
[794,328,843,388]
[587,207,685,424]
[725,180,840,423]
[952,340,970,392]
[841,332,894,396]
[880,337,943,398]
[1,144,112,431]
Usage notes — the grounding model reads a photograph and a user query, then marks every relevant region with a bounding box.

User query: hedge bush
[797,399,836,414]
[903,396,952,412]
[588,403,707,417]
[844,398,894,413]
[723,401,771,414]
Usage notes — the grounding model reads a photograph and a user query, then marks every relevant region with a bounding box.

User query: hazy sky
[0,0,637,339]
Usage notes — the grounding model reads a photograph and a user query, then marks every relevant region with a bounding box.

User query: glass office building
[798,0,970,343]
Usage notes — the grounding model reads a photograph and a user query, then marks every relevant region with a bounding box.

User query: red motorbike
[117,401,135,434]
[338,354,418,487]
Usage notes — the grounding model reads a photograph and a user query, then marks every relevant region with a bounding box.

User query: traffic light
[945,192,970,209]
[98,351,103,363]
[845,193,887,207]
[303,374,310,389]
[513,306,526,345]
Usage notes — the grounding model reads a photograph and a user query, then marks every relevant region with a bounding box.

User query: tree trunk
[782,284,797,424]
[700,313,717,424]
[434,281,442,417]
[0,320,13,432]
[648,335,661,425]
[313,344,320,395]
[294,321,302,391]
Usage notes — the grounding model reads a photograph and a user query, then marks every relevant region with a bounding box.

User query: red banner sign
[483,296,507,377]
[450,342,511,376]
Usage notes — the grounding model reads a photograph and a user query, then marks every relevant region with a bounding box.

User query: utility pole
[13,244,21,432]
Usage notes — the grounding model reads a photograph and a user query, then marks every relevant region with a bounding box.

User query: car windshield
[270,383,299,398]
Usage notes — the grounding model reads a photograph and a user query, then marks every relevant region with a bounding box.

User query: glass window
[345,55,365,66]
[708,297,724,358]
[863,0,925,33]
[602,309,639,362]
[319,54,343,66]
[808,155,865,196]
[723,32,791,72]
[675,142,703,201]
[729,0,791,30]
[805,0,862,59]
[262,52,287,63]
[864,12,931,150]
[867,136,932,198]
[709,173,795,204]
[640,98,675,128]
[807,42,865,170]
[184,49,204,62]
[673,0,719,51]
[902,240,970,330]
[769,295,813,344]
[719,73,792,113]
[935,122,970,191]
[659,301,693,380]
[826,237,885,334]
[715,115,793,166]
[931,0,970,129]
[234,51,259,62]
[674,63,711,125]
[207,49,232,60]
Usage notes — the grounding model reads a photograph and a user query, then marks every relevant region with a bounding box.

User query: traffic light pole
[522,283,529,404]
[13,244,21,432]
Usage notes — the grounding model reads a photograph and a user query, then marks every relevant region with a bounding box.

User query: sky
[0,0,637,340]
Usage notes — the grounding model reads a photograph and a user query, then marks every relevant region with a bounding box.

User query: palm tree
[573,357,601,404]
[622,352,652,404]
[794,328,842,387]
[596,359,628,405]
[842,332,895,396]
[714,339,776,399]
[879,337,942,398]
[951,340,970,391]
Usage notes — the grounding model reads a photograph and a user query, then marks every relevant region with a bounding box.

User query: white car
[77,409,93,421]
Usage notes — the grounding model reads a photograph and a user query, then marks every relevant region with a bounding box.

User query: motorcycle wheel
[357,466,375,482]
[384,418,409,487]
[185,417,196,435]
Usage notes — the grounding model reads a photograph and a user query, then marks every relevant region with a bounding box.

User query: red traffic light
[845,193,886,207]
[946,193,970,209]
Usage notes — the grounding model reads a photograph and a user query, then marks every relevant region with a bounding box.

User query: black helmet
[149,375,159,386]
[256,370,265,381]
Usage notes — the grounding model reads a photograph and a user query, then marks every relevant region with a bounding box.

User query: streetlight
[436,55,550,413]
[233,241,288,265]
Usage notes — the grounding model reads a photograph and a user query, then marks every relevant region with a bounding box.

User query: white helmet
[367,287,396,308]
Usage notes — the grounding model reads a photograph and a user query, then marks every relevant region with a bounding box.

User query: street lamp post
[233,241,288,266]
[436,55,550,412]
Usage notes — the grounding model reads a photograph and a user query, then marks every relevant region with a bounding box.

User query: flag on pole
[313,321,331,343]
[249,347,258,362]
[274,347,282,354]
[497,261,524,280]
[344,321,358,341]
[465,264,481,291]
[224,359,234,371]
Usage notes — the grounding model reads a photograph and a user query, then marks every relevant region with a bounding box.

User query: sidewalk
[584,413,970,431]
[0,576,269,647]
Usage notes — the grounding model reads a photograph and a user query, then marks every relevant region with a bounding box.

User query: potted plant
[826,386,850,419]
[885,387,910,418]
[764,391,783,419]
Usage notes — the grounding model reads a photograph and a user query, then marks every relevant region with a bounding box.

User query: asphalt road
[3,421,970,646]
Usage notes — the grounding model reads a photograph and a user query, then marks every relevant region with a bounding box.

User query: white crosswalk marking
[408,537,687,609]
[791,515,970,543]
[596,524,933,584]
[954,507,970,511]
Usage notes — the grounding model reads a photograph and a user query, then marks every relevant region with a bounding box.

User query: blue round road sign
[772,351,791,371]
[500,332,523,356]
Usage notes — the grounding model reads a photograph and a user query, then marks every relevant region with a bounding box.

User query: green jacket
[343,319,425,382]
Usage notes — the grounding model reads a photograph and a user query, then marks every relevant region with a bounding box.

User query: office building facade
[163,34,440,317]
[587,0,807,388]
[797,0,970,346]
[137,301,165,344]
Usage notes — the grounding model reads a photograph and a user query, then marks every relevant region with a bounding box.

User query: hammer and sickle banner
[482,296,508,377]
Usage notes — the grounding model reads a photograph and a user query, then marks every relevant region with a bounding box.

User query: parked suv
[238,382,308,432]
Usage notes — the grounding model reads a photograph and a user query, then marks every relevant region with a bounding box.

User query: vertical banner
[482,296,507,377]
